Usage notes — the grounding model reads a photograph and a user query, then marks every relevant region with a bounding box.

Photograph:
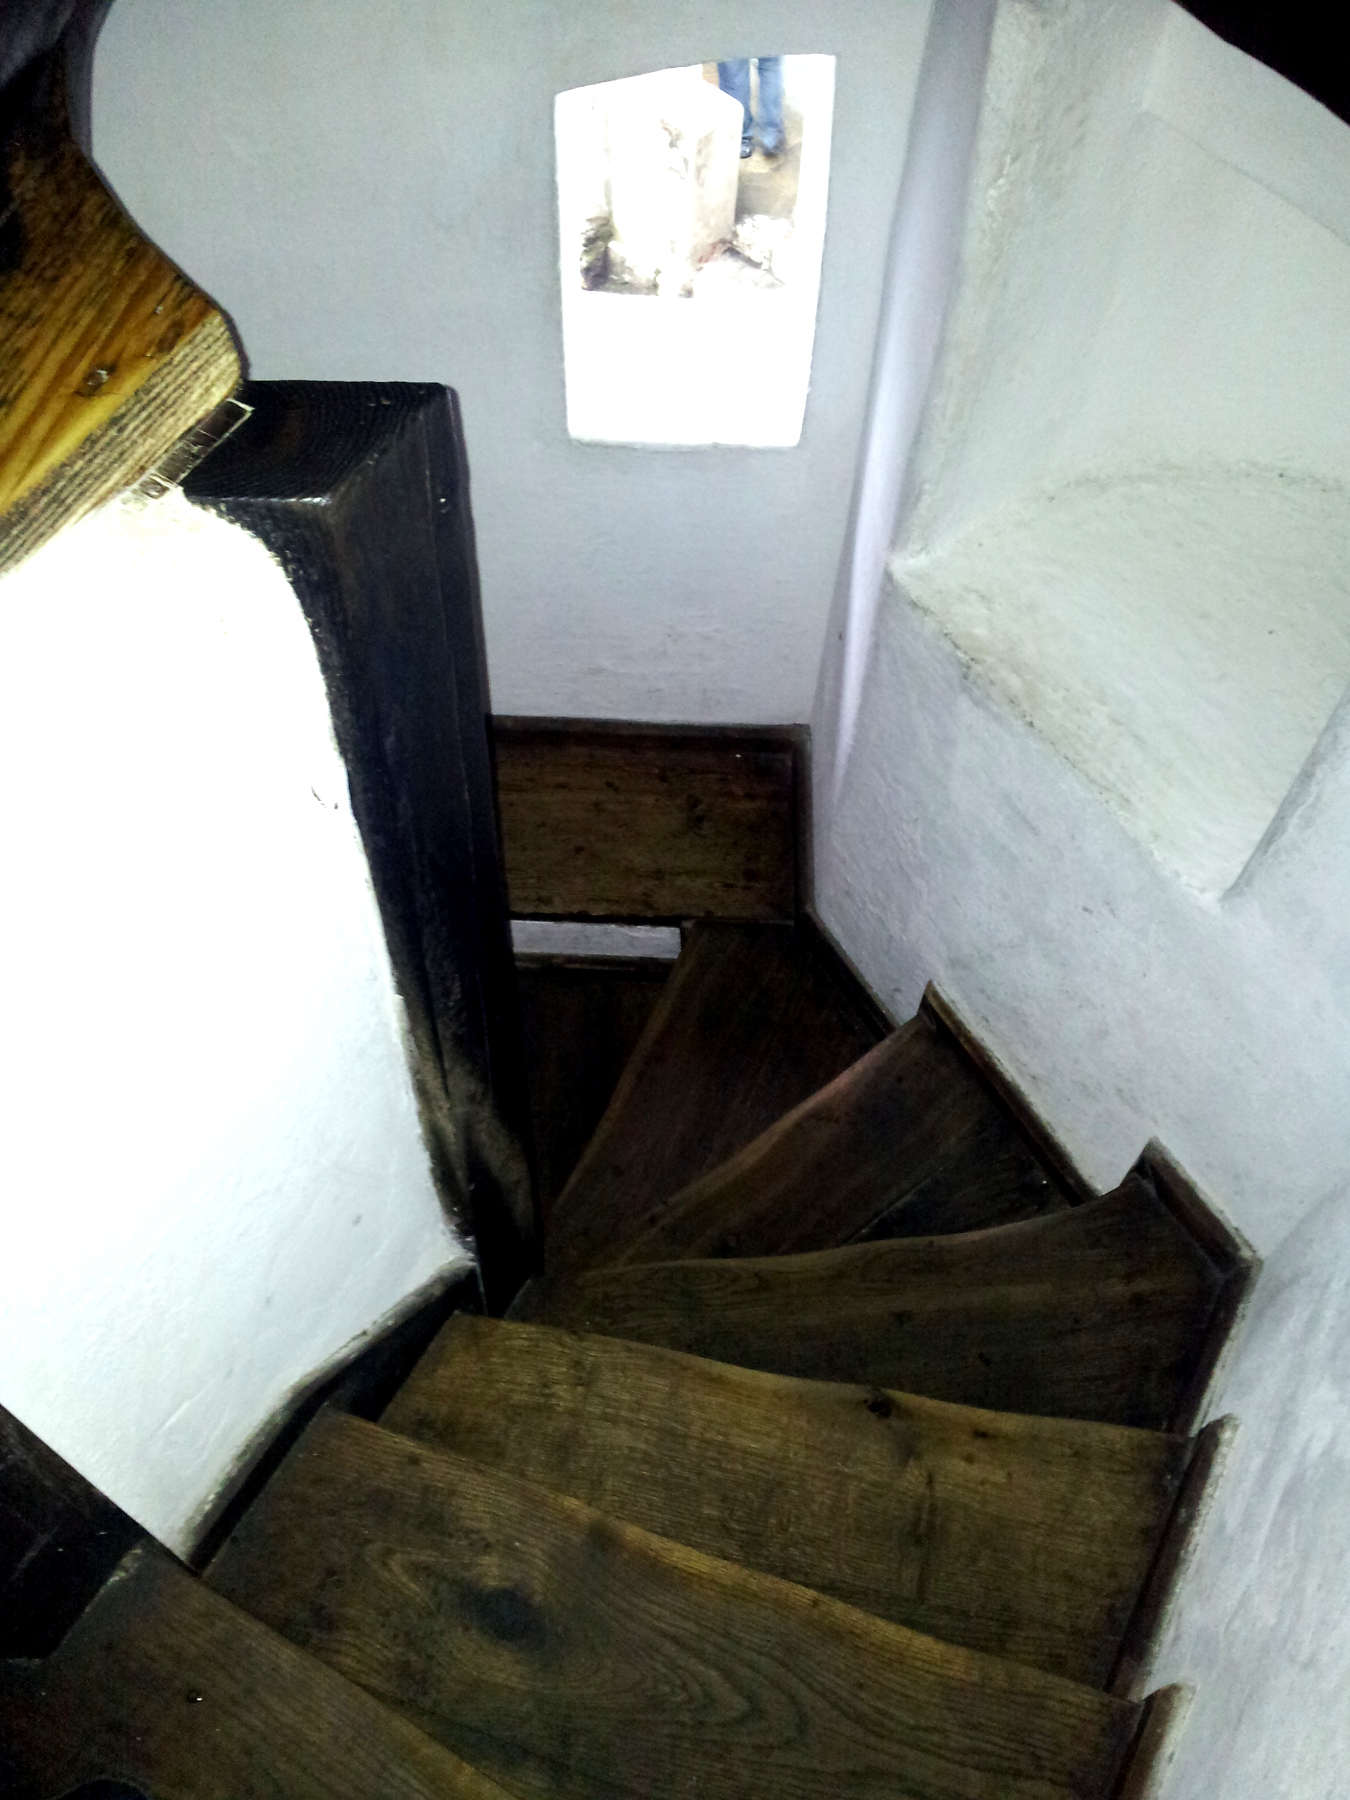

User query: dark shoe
[740,139,753,158]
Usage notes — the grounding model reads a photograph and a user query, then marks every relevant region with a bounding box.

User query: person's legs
[717,60,753,156]
[754,56,785,155]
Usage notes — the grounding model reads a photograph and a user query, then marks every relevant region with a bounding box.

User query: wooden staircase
[1,916,1249,1800]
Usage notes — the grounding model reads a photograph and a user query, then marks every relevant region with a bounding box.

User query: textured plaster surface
[883,2,1350,895]
[92,0,932,725]
[820,587,1350,1255]
[0,490,467,1553]
[893,464,1350,896]
[1147,1181,1350,1800]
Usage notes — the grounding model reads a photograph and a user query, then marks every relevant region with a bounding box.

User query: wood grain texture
[545,922,884,1278]
[611,1013,1074,1266]
[207,1408,1141,1800]
[185,382,534,1311]
[493,720,799,920]
[517,957,671,1217]
[0,1546,510,1800]
[0,53,239,572]
[384,1315,1189,1686]
[541,1176,1227,1430]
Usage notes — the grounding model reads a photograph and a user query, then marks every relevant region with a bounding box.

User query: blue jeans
[717,57,785,155]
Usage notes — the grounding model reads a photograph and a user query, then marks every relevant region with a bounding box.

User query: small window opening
[555,56,836,447]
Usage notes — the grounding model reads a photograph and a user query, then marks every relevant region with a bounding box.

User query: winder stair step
[204,1406,1144,1800]
[384,1312,1191,1685]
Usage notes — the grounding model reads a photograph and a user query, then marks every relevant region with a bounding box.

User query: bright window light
[555,57,836,448]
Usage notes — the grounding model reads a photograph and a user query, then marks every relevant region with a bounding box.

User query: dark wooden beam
[186,383,536,1313]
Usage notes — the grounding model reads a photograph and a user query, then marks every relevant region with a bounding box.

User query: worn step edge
[537,1179,1226,1431]
[384,1312,1193,1686]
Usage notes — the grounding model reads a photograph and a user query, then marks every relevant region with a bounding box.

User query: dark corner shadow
[1176,0,1350,126]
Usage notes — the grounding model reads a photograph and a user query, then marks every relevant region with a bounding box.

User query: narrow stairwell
[1,916,1249,1800]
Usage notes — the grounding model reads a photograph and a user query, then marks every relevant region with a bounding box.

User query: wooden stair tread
[539,1174,1228,1430]
[545,922,883,1278]
[384,1314,1189,1685]
[609,1014,1073,1266]
[206,1407,1141,1800]
[517,957,671,1218]
[0,1545,509,1800]
[493,720,799,922]
[1,55,240,574]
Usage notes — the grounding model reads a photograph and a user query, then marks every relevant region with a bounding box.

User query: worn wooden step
[544,921,884,1278]
[0,1545,510,1800]
[608,1013,1075,1266]
[206,1408,1141,1800]
[539,1172,1235,1431]
[384,1313,1189,1686]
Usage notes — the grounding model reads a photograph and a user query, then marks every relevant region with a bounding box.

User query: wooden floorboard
[384,1315,1189,1686]
[545,922,884,1278]
[206,1409,1140,1800]
[610,1014,1074,1266]
[540,1177,1226,1430]
[0,1547,509,1800]
[493,720,799,921]
[516,958,670,1218]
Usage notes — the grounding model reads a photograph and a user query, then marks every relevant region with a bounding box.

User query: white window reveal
[555,57,836,448]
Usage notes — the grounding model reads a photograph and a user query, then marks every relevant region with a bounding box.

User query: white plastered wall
[1144,1178,1350,1800]
[814,5,1350,1795]
[0,490,467,1555]
[817,0,1350,1266]
[90,0,932,725]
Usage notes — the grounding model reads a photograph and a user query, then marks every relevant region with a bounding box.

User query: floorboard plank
[384,1315,1189,1685]
[207,1409,1141,1800]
